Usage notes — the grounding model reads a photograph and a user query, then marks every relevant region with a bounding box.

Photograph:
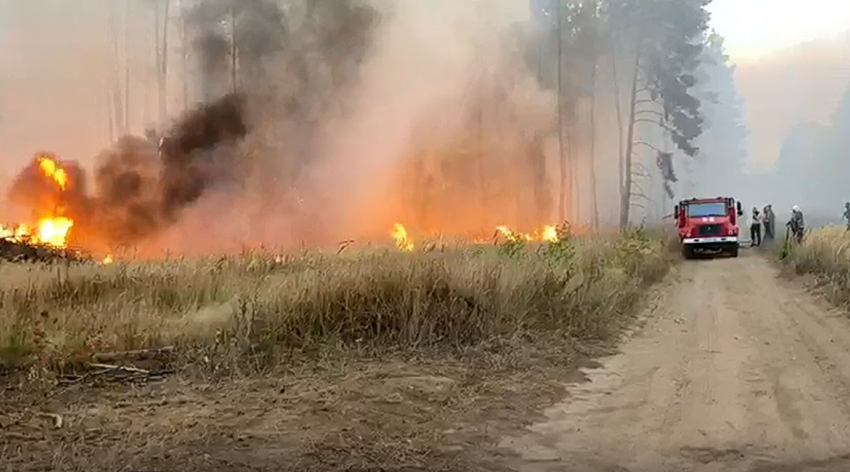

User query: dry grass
[0,228,676,471]
[778,225,850,309]
[1,228,672,374]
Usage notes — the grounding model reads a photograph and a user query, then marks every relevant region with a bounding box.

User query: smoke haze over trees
[728,32,850,223]
[0,0,785,255]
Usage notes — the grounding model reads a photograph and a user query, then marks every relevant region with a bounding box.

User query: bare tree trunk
[558,127,568,222]
[107,90,115,143]
[123,1,131,133]
[611,57,624,223]
[156,0,170,123]
[619,33,643,230]
[589,1,600,231]
[556,0,569,223]
[590,60,600,231]
[230,2,237,94]
[181,0,189,111]
[476,89,487,232]
[568,127,576,223]
[109,1,125,137]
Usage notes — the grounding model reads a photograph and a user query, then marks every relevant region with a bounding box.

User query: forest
[769,82,850,214]
[13,0,752,250]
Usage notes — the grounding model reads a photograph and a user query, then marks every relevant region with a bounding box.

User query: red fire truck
[674,197,744,259]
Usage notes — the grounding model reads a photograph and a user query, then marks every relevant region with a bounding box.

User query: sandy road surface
[502,251,850,472]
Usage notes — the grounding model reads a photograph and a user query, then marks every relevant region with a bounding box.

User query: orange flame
[38,155,68,190]
[392,222,414,251]
[1,156,75,248]
[541,225,558,242]
[496,224,562,243]
[36,217,74,247]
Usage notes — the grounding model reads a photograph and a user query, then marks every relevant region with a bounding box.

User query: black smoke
[90,93,248,247]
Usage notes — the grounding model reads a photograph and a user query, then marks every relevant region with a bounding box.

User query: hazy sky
[709,0,850,60]
[709,0,850,170]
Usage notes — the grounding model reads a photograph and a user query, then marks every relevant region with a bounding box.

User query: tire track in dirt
[500,251,850,472]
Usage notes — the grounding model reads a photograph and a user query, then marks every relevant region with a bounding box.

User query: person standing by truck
[762,204,775,242]
[749,207,762,247]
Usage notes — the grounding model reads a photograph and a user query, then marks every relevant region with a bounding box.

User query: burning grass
[0,228,673,373]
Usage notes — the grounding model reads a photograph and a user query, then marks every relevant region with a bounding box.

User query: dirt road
[502,251,850,472]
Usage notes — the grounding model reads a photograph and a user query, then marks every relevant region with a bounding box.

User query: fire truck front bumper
[683,236,738,246]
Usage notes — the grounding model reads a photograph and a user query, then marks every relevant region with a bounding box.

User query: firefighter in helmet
[786,205,805,244]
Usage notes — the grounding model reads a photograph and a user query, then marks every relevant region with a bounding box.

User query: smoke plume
[91,93,249,247]
[4,0,564,255]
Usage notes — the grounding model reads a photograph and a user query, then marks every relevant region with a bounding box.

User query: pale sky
[708,0,850,61]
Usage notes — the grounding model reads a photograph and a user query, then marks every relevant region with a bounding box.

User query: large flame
[1,155,75,248]
[392,222,414,251]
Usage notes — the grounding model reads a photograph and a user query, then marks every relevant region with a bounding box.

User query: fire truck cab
[674,197,743,259]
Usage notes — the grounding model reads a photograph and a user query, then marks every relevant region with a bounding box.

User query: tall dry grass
[0,228,675,373]
[779,225,850,309]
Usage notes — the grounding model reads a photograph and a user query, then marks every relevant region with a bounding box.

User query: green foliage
[497,233,527,258]
[545,223,577,264]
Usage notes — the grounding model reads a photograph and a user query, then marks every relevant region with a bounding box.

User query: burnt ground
[0,335,616,472]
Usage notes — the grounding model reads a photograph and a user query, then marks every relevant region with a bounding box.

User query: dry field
[0,229,674,472]
[777,225,850,309]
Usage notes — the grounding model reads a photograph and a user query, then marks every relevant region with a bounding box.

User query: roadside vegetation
[778,225,850,310]
[0,229,676,471]
[1,228,674,374]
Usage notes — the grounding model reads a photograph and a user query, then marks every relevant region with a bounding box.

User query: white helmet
[792,205,801,213]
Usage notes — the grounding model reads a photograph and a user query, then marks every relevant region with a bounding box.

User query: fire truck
[674,197,744,259]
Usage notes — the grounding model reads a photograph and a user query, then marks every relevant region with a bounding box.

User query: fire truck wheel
[682,246,694,259]
[729,246,739,258]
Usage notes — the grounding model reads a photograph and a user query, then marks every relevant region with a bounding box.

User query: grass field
[0,228,676,471]
[778,225,850,310]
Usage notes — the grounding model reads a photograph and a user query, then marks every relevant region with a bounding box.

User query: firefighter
[762,204,775,242]
[748,207,762,247]
[843,202,850,230]
[786,205,805,244]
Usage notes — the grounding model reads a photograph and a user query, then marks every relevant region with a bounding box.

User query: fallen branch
[92,346,175,362]
[86,363,150,374]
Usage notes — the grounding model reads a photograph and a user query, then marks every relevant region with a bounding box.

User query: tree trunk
[230,2,238,94]
[123,1,131,133]
[619,33,643,230]
[556,0,569,224]
[476,91,488,232]
[558,126,568,222]
[589,0,600,231]
[589,57,600,231]
[107,90,115,143]
[181,1,189,111]
[610,41,624,227]
[157,0,170,123]
[109,1,126,137]
[567,108,585,224]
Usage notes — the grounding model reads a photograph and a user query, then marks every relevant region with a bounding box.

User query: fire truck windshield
[687,202,727,217]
